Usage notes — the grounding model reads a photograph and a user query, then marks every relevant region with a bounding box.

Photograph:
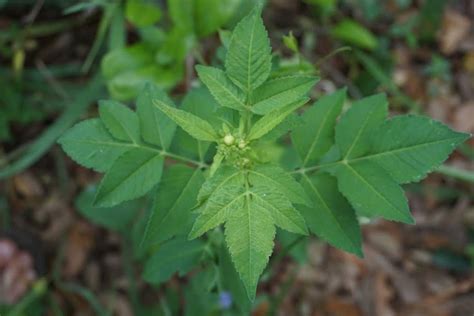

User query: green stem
[122,236,141,315]
[436,165,474,183]
[7,279,48,316]
[81,3,117,73]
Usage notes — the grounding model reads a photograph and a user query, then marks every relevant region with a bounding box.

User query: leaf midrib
[302,103,335,166]
[343,163,407,219]
[204,71,246,110]
[107,110,138,144]
[98,152,162,202]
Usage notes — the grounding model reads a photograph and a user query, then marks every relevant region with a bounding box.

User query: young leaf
[143,237,205,284]
[336,94,387,160]
[335,161,414,223]
[99,100,140,144]
[141,165,204,248]
[196,65,247,111]
[137,83,177,150]
[299,173,362,256]
[360,115,470,183]
[170,87,224,161]
[248,98,309,141]
[224,193,275,300]
[153,98,219,142]
[94,148,164,207]
[225,7,272,92]
[58,119,133,172]
[251,75,319,114]
[292,88,346,166]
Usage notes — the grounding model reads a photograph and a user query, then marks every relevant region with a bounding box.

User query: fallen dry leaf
[439,10,471,55]
[453,101,474,133]
[62,221,96,278]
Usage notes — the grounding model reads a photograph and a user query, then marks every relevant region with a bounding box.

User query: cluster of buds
[218,132,252,168]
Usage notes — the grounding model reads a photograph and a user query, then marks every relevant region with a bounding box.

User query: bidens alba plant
[59,7,469,301]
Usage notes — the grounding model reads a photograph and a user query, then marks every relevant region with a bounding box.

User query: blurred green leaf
[125,0,162,27]
[143,237,205,284]
[332,19,378,50]
[75,185,142,232]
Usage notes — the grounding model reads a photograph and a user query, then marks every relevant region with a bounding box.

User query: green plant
[101,0,256,101]
[58,6,469,308]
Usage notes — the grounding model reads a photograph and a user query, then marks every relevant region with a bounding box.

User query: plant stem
[436,165,474,183]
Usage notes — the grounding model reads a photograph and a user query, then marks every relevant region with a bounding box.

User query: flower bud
[223,134,235,145]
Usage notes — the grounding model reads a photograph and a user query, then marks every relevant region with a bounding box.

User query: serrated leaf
[248,98,309,141]
[335,161,414,223]
[153,98,219,142]
[292,88,346,166]
[224,193,275,300]
[360,115,470,183]
[143,237,205,284]
[137,83,176,150]
[251,75,318,114]
[249,183,307,235]
[58,119,133,172]
[94,148,164,207]
[141,165,204,248]
[196,65,247,111]
[299,173,362,256]
[248,164,311,206]
[197,166,242,203]
[99,100,140,143]
[218,245,252,313]
[336,94,387,160]
[225,7,271,92]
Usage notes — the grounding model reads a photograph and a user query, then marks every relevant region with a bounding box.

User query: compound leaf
[251,75,318,114]
[299,173,362,256]
[292,88,346,166]
[137,83,177,150]
[58,119,133,172]
[196,65,247,111]
[190,165,308,299]
[99,100,140,144]
[94,148,164,207]
[225,7,271,92]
